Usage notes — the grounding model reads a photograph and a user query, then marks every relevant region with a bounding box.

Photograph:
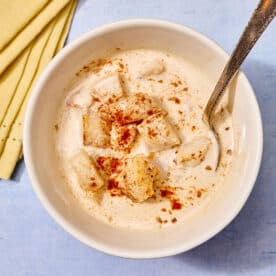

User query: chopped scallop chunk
[91,73,123,102]
[66,84,92,108]
[111,123,138,152]
[83,110,110,148]
[176,136,211,167]
[70,150,104,191]
[137,113,181,152]
[98,93,163,125]
[139,58,165,77]
[116,155,158,202]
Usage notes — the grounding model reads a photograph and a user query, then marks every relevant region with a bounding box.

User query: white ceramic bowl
[23,19,263,258]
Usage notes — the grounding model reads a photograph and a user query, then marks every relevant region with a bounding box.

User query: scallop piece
[98,92,164,125]
[176,136,211,167]
[110,123,138,152]
[91,73,124,102]
[70,150,104,191]
[138,58,165,77]
[83,109,110,148]
[137,113,181,152]
[116,155,158,202]
[66,84,93,108]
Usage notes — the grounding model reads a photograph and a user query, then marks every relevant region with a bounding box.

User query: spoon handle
[204,0,276,124]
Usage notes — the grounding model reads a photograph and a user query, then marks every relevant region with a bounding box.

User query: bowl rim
[23,18,263,259]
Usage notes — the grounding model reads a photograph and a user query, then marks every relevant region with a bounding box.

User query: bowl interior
[24,20,262,258]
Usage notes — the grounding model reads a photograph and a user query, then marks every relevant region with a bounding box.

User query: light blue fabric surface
[1,1,276,275]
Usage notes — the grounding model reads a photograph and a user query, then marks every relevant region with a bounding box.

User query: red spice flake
[89,177,97,187]
[141,95,146,102]
[107,179,119,190]
[54,124,59,131]
[156,217,162,224]
[82,65,89,72]
[161,208,167,212]
[110,159,120,173]
[92,96,100,102]
[171,200,182,210]
[96,156,105,170]
[205,165,212,171]
[171,217,177,223]
[147,110,154,115]
[120,128,131,145]
[123,115,131,123]
[148,128,158,137]
[108,98,114,104]
[158,79,163,83]
[191,125,196,131]
[119,63,124,69]
[227,149,232,155]
[170,81,178,87]
[111,110,123,123]
[96,156,120,175]
[225,127,230,131]
[197,191,202,198]
[168,97,181,104]
[160,189,174,197]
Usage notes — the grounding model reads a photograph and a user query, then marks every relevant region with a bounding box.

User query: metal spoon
[203,0,276,169]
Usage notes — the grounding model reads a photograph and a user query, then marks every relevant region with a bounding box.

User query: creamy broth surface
[55,49,234,229]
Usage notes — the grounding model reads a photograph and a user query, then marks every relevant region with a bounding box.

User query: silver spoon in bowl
[203,0,276,169]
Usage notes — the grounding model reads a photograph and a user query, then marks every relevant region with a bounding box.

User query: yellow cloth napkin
[0,0,77,179]
[0,0,71,75]
[0,0,50,50]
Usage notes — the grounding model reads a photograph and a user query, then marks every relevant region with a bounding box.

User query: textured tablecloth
[0,1,275,275]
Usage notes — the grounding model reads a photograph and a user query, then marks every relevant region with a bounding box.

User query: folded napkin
[0,0,49,50]
[0,0,77,179]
